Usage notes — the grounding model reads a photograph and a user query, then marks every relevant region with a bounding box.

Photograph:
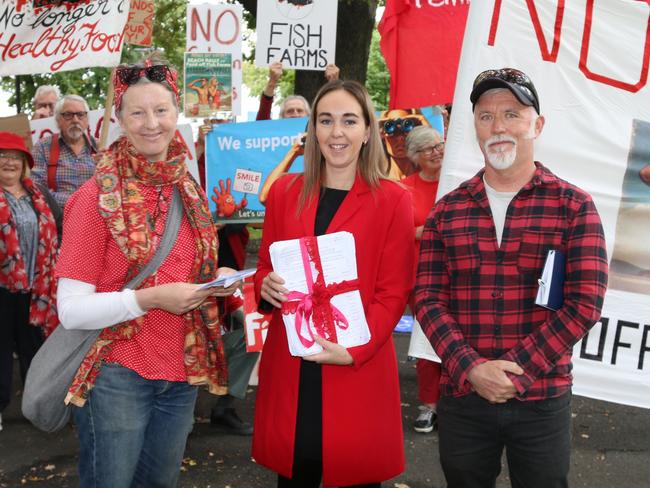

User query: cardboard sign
[186,3,243,116]
[255,0,338,71]
[0,114,32,151]
[0,0,129,75]
[125,0,154,47]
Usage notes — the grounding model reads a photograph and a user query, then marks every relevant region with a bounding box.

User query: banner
[28,111,200,182]
[254,0,337,71]
[205,117,307,223]
[0,0,129,75]
[124,0,154,47]
[441,0,650,408]
[186,2,243,116]
[379,0,470,108]
[184,52,232,118]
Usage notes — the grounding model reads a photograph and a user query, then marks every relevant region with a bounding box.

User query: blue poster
[205,117,308,223]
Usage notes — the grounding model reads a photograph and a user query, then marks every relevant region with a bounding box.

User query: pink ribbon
[282,237,359,349]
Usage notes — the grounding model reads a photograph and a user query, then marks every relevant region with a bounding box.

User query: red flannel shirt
[415,162,608,400]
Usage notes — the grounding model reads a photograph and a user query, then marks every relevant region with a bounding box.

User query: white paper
[535,250,556,306]
[269,232,370,356]
[197,268,256,289]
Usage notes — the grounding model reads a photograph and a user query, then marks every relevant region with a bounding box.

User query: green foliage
[366,29,390,111]
[1,0,391,114]
[242,61,295,104]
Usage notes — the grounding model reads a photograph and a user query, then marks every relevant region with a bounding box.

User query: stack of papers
[269,231,371,357]
[197,268,256,290]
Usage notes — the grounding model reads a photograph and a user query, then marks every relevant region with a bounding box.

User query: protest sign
[379,0,469,108]
[124,0,154,47]
[0,114,32,150]
[0,0,129,75]
[184,52,232,118]
[205,117,307,223]
[186,3,243,116]
[442,0,650,409]
[254,0,337,71]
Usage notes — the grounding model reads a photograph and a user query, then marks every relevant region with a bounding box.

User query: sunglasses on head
[382,117,420,136]
[116,65,171,86]
[473,68,532,89]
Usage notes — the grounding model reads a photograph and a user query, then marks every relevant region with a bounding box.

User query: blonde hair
[298,80,388,210]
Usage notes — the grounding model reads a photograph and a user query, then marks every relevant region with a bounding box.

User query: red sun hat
[0,131,34,168]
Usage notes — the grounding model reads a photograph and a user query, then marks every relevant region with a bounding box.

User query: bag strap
[124,186,183,290]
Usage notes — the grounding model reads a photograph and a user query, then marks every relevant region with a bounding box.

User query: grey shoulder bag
[22,187,183,433]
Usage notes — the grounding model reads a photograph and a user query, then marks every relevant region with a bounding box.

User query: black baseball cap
[470,68,540,114]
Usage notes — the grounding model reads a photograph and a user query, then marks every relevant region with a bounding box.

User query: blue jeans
[438,392,572,488]
[72,362,198,488]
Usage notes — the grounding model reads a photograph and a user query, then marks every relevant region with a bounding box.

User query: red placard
[243,280,271,352]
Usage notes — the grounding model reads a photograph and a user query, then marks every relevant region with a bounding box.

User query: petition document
[269,231,370,356]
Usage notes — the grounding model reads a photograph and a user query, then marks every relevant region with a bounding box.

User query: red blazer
[253,173,414,486]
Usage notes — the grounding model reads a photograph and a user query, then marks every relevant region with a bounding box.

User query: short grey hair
[33,85,61,104]
[405,126,443,161]
[54,95,90,118]
[280,95,310,118]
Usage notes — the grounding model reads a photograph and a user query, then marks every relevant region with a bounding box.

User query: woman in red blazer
[253,80,415,487]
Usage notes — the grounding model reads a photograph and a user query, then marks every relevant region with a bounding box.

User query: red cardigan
[253,173,414,485]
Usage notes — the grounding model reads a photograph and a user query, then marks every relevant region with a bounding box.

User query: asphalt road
[1,332,648,488]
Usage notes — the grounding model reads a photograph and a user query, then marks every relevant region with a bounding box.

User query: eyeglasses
[0,152,24,163]
[382,117,421,136]
[116,65,172,86]
[417,142,445,155]
[35,102,55,110]
[60,111,88,121]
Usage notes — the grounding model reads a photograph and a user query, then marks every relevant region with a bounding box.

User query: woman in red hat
[0,131,60,432]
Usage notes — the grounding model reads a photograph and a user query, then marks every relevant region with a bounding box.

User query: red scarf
[66,136,228,406]
[0,178,59,336]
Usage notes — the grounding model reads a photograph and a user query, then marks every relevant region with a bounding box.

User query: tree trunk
[239,0,378,104]
[295,0,377,103]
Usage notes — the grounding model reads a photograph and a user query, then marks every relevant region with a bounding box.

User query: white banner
[254,0,337,71]
[29,111,200,182]
[186,2,243,116]
[0,0,129,76]
[442,0,650,408]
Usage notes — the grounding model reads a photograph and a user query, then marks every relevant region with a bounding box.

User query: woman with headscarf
[0,132,59,431]
[54,56,239,487]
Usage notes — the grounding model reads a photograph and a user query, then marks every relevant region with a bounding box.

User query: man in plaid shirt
[32,94,97,210]
[415,68,608,488]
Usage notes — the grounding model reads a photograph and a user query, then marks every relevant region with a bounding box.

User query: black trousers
[277,361,381,488]
[0,288,44,412]
[438,392,572,488]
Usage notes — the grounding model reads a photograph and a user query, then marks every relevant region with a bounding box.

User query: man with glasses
[32,94,97,209]
[415,68,608,488]
[32,85,61,120]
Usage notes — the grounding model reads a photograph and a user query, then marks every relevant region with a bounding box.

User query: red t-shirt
[56,180,197,381]
[403,172,439,275]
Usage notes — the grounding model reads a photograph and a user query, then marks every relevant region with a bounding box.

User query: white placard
[441,0,650,408]
[233,168,262,194]
[254,0,337,71]
[186,2,243,116]
[0,0,129,76]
